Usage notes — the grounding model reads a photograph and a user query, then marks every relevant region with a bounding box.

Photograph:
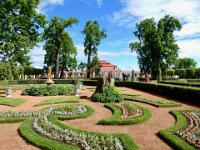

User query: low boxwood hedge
[8,79,97,86]
[115,81,200,104]
[159,80,200,88]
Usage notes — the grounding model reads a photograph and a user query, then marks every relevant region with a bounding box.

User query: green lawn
[0,97,26,107]
[34,96,79,106]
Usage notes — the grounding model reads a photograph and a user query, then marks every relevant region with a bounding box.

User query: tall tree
[43,16,78,78]
[174,57,197,69]
[82,20,107,78]
[0,0,46,62]
[130,15,182,81]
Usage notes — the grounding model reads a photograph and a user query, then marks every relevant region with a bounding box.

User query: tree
[43,16,78,79]
[82,20,107,78]
[78,62,87,71]
[0,0,46,62]
[0,61,19,80]
[130,15,182,81]
[174,58,197,69]
[90,55,102,77]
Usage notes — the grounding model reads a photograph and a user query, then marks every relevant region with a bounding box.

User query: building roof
[99,60,120,72]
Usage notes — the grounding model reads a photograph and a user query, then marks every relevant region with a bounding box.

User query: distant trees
[130,15,182,81]
[174,58,197,69]
[82,20,107,78]
[43,17,78,79]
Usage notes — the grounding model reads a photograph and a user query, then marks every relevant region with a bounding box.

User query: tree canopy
[82,20,107,78]
[130,15,182,81]
[0,0,46,63]
[43,16,78,79]
[174,57,197,69]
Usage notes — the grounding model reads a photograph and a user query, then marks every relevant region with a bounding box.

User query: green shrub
[92,84,123,103]
[22,85,74,96]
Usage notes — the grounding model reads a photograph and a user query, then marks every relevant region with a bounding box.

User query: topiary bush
[22,85,74,96]
[92,84,123,103]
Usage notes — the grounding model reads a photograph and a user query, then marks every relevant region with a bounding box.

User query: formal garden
[0,77,199,150]
[1,1,200,150]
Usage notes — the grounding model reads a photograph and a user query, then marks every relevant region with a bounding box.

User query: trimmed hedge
[115,81,200,104]
[159,80,200,88]
[8,79,97,86]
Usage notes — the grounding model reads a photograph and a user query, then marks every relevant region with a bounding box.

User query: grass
[98,102,151,125]
[34,96,79,107]
[157,110,199,150]
[124,97,181,107]
[0,97,26,107]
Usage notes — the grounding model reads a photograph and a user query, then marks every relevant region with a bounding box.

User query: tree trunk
[157,65,162,82]
[55,49,60,79]
[87,51,91,78]
[60,67,64,79]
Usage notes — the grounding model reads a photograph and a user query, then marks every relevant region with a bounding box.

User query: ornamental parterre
[0,104,125,150]
[176,111,200,149]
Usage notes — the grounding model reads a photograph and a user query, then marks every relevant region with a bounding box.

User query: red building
[99,60,119,72]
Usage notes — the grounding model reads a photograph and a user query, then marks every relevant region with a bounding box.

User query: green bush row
[160,80,200,88]
[7,79,97,86]
[115,81,200,104]
[22,85,74,96]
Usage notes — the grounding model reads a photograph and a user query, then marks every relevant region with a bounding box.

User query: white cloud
[110,0,200,37]
[177,39,200,58]
[38,0,65,13]
[108,0,200,61]
[99,50,136,57]
[96,0,103,7]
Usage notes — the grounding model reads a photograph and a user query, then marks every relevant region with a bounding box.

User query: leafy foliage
[130,15,182,81]
[82,20,107,78]
[22,85,74,96]
[0,0,46,62]
[0,61,19,80]
[92,84,123,103]
[43,16,78,78]
[174,58,197,69]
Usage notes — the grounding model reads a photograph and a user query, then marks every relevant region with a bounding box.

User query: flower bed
[176,111,200,149]
[98,102,151,125]
[0,104,138,150]
[123,94,181,107]
[158,110,200,150]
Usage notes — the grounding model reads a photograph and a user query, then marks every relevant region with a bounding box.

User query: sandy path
[0,87,199,150]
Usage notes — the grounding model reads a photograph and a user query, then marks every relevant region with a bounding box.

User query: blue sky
[31,0,200,71]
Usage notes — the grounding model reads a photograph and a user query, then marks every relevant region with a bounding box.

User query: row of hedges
[114,81,200,104]
[3,79,200,104]
[7,79,97,86]
[159,80,200,88]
